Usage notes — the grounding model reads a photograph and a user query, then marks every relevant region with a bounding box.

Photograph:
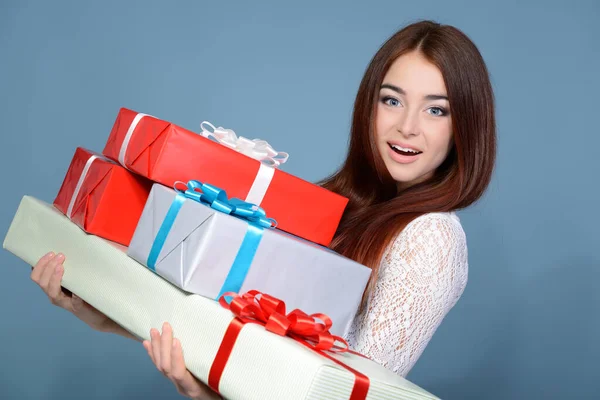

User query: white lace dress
[344,212,469,377]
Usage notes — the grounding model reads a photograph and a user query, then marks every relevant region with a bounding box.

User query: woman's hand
[144,322,222,400]
[31,253,219,397]
[30,252,137,340]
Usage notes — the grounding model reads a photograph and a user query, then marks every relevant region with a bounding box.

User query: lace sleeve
[344,212,469,377]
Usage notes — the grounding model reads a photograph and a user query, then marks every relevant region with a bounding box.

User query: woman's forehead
[382,52,448,97]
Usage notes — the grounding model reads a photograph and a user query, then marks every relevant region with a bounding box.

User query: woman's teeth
[389,143,422,156]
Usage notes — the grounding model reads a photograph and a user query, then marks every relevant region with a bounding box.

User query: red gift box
[53,147,152,246]
[102,108,348,246]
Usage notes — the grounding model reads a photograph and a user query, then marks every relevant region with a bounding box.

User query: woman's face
[375,51,454,190]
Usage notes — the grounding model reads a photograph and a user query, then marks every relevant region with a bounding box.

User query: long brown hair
[321,21,496,298]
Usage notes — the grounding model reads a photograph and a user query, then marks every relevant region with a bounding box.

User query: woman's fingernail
[55,253,65,261]
[46,252,55,258]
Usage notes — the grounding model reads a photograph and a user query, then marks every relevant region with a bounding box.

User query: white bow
[200,121,289,168]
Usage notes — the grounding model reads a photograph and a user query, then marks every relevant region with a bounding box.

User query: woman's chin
[390,171,433,191]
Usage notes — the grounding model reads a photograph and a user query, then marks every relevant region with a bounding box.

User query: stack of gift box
[3,108,439,400]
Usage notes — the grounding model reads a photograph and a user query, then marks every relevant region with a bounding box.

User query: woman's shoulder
[401,211,466,243]
[384,211,469,299]
[386,211,468,270]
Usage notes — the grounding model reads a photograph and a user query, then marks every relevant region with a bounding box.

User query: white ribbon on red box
[117,114,288,206]
[67,153,115,219]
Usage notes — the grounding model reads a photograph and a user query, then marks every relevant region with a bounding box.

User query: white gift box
[3,196,440,400]
[127,183,371,337]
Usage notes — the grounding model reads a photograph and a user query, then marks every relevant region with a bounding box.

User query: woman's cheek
[376,108,396,135]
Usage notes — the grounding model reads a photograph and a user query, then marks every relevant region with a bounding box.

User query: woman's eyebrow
[380,83,448,101]
[380,83,405,95]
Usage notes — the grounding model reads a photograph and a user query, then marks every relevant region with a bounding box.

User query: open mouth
[388,143,422,156]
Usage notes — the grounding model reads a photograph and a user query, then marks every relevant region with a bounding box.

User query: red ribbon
[208,290,370,399]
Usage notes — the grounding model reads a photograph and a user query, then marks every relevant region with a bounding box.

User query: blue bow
[147,180,276,299]
[177,180,276,229]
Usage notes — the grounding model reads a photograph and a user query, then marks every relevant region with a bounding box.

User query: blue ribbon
[147,180,276,299]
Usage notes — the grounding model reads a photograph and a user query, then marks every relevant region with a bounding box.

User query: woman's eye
[427,106,447,116]
[382,96,401,107]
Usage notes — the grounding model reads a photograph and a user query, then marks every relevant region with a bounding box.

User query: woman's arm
[31,252,220,398]
[345,213,469,377]
[31,252,138,340]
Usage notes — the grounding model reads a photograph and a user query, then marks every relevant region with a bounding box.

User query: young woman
[31,20,496,400]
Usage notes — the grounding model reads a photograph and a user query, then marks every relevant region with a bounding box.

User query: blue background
[1,1,599,399]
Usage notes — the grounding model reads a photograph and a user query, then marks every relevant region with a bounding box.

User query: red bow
[219,290,349,352]
[209,291,370,399]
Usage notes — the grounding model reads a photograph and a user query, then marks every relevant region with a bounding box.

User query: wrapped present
[102,107,348,246]
[53,147,152,246]
[3,196,440,400]
[127,182,371,337]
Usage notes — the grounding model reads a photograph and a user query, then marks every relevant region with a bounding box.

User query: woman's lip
[387,141,423,153]
[387,145,421,164]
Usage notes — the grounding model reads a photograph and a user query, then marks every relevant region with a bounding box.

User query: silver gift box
[128,184,371,336]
